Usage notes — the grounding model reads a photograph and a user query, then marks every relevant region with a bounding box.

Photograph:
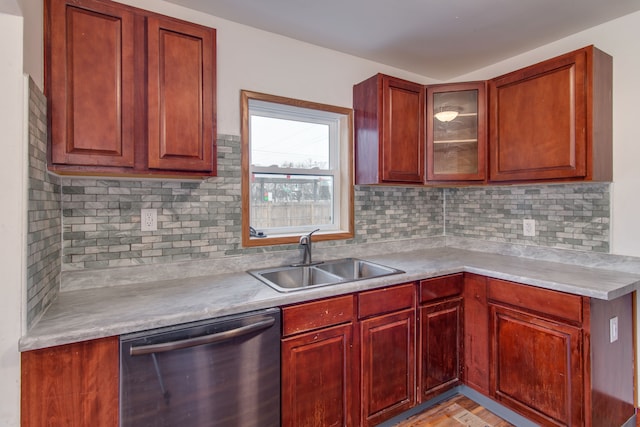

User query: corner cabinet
[45,0,216,178]
[488,45,612,182]
[426,82,486,182]
[354,74,425,184]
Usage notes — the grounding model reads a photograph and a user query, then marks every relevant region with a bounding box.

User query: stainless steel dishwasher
[120,308,281,427]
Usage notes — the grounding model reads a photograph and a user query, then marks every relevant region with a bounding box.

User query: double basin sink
[248,258,404,292]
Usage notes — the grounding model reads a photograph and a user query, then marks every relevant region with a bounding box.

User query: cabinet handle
[130,317,275,356]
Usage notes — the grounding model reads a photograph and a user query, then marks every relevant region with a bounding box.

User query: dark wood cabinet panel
[360,308,415,426]
[283,295,355,336]
[46,0,217,177]
[488,277,583,325]
[47,0,135,168]
[419,273,463,303]
[489,46,612,182]
[282,323,355,427]
[354,74,425,184]
[490,304,583,426]
[463,273,489,394]
[418,298,463,401]
[147,16,216,172]
[21,337,119,427]
[358,282,415,319]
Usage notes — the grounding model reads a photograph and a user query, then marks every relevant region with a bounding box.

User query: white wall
[0,10,25,427]
[115,0,439,135]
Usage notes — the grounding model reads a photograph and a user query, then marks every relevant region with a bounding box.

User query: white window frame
[241,90,353,247]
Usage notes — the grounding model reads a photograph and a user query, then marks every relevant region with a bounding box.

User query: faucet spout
[298,228,320,266]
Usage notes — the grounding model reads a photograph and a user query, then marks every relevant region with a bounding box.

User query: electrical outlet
[523,219,536,237]
[610,316,618,343]
[141,209,157,231]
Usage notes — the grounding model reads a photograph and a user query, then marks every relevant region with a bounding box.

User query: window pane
[250,173,334,229]
[250,116,330,169]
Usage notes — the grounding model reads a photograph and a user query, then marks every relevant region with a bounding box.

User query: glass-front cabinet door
[426,82,486,182]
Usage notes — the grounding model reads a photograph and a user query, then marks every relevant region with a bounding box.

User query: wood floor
[393,395,514,427]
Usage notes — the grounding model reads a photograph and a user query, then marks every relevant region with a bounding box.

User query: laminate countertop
[19,247,640,351]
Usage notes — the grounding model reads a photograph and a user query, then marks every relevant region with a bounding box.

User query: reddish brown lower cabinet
[281,295,357,427]
[462,273,489,394]
[21,336,119,427]
[487,278,635,427]
[359,283,416,426]
[418,274,464,401]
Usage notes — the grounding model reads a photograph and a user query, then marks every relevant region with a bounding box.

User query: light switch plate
[610,316,618,343]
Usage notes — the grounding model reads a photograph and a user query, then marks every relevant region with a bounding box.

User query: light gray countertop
[20,246,640,351]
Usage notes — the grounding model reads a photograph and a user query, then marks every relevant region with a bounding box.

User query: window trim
[241,90,354,247]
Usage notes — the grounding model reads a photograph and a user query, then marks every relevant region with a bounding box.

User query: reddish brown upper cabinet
[418,274,464,402]
[489,46,612,183]
[46,0,136,169]
[426,82,487,182]
[354,74,425,184]
[147,16,216,172]
[45,0,216,178]
[21,337,120,427]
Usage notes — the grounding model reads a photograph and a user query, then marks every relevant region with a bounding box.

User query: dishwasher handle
[129,317,276,356]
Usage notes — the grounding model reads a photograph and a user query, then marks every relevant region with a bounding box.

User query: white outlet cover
[141,209,157,231]
[523,219,536,237]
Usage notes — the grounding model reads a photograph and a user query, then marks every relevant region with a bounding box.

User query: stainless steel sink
[316,258,400,280]
[248,258,404,292]
[256,265,343,290]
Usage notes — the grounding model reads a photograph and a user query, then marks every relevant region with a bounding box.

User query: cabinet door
[147,16,216,172]
[490,304,583,426]
[360,308,415,426]
[489,46,611,182]
[21,337,120,427]
[426,82,486,182]
[47,0,135,168]
[382,76,425,183]
[419,297,462,401]
[282,323,355,427]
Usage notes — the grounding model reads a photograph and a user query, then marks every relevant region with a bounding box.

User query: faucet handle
[300,228,320,245]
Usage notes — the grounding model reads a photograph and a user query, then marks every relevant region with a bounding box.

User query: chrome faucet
[297,228,320,266]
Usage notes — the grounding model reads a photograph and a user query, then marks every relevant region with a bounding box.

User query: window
[241,91,353,247]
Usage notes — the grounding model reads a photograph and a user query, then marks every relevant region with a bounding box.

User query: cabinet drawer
[487,278,583,324]
[282,295,355,336]
[358,283,416,319]
[419,274,463,304]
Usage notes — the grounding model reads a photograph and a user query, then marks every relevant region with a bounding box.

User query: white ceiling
[165,0,640,80]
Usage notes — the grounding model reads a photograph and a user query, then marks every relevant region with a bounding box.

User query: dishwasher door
[120,308,280,427]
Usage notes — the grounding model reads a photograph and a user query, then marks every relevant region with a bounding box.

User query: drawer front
[282,295,355,336]
[419,274,463,304]
[358,283,416,319]
[487,278,583,324]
